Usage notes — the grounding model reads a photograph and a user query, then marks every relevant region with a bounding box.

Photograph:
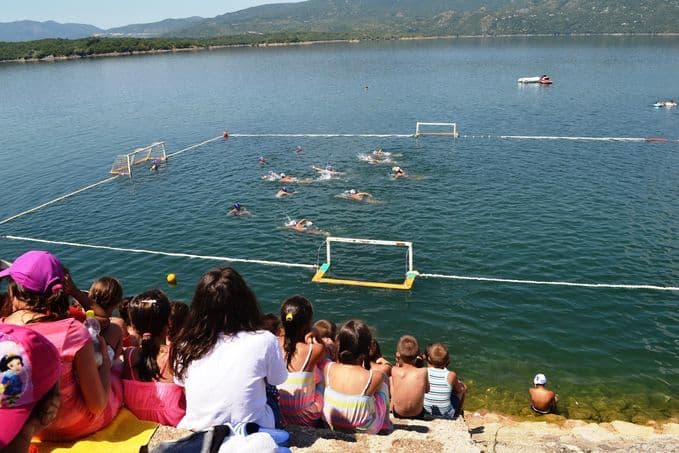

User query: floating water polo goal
[110,142,167,177]
[312,236,417,290]
[415,122,459,138]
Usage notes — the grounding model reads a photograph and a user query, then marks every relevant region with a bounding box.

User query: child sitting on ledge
[423,342,467,419]
[390,335,429,419]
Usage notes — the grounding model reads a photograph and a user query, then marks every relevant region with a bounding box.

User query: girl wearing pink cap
[1,250,122,441]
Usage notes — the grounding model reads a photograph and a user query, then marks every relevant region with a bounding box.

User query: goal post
[110,142,167,177]
[312,236,417,290]
[415,122,458,138]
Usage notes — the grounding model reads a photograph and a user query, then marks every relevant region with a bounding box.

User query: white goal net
[110,142,167,176]
[415,122,458,138]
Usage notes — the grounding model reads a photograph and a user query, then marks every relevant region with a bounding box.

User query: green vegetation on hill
[0,33,361,62]
[171,0,679,37]
[1,0,677,62]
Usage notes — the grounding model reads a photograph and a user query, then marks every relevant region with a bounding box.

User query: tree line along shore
[2,32,678,63]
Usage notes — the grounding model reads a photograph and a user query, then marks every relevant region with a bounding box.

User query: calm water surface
[1,36,677,422]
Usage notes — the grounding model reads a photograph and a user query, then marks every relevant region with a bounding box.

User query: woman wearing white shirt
[171,267,288,430]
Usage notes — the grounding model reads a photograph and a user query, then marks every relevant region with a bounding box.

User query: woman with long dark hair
[171,267,287,430]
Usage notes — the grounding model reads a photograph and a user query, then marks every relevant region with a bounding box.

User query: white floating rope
[1,235,317,270]
[416,272,679,292]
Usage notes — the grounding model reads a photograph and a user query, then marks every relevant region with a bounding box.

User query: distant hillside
[0,20,103,42]
[105,17,204,37]
[171,0,679,37]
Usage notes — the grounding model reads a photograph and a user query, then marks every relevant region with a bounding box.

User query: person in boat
[276,186,294,198]
[227,202,250,216]
[391,166,406,178]
[258,156,268,165]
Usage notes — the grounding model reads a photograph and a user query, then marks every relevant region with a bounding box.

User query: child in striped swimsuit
[322,320,392,434]
[277,296,326,426]
[423,342,467,419]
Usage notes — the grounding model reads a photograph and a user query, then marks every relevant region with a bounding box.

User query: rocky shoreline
[147,412,679,452]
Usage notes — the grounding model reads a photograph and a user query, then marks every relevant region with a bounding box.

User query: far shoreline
[2,32,679,65]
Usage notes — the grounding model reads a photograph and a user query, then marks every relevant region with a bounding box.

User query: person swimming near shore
[258,156,268,165]
[295,146,304,155]
[336,189,379,203]
[276,186,295,198]
[529,373,558,415]
[227,202,251,216]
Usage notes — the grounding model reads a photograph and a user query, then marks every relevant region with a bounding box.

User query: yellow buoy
[166,273,177,285]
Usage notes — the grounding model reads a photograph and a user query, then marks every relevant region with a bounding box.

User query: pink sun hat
[0,324,61,448]
[0,250,64,294]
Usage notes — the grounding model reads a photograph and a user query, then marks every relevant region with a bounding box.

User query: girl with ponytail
[2,250,122,440]
[277,295,326,426]
[121,289,185,426]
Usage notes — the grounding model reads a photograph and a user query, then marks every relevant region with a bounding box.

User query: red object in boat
[539,75,553,84]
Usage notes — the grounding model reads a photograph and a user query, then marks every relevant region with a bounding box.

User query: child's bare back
[391,364,429,417]
[390,335,429,419]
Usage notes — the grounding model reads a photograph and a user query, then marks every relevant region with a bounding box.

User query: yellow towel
[32,408,158,453]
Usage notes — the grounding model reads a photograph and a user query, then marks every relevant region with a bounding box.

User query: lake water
[1,36,677,422]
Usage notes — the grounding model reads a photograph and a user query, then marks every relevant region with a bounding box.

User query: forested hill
[0,20,103,42]
[172,0,679,37]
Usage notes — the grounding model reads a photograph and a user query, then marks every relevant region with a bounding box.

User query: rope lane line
[166,135,223,158]
[417,272,679,292]
[230,133,415,138]
[1,235,318,270]
[498,135,649,142]
[2,235,676,293]
[0,175,121,226]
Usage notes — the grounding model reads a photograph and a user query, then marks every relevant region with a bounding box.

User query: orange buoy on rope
[223,131,229,139]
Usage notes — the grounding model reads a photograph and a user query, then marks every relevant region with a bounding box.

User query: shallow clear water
[1,36,678,422]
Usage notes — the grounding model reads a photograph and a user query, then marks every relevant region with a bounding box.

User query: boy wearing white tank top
[423,342,467,419]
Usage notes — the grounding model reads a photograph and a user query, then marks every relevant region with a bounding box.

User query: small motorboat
[518,75,553,84]
[654,100,677,108]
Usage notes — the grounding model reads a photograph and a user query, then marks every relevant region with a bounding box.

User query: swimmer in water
[337,189,377,203]
[283,218,328,235]
[372,148,391,158]
[262,170,281,181]
[150,159,160,172]
[227,202,250,216]
[258,156,268,165]
[279,173,298,183]
[276,186,295,198]
[313,164,346,178]
[391,166,407,178]
[295,146,304,155]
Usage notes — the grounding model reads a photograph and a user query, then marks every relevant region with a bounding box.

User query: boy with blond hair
[390,335,429,419]
[423,342,467,419]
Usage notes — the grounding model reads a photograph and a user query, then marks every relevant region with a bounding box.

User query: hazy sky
[1,1,304,29]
